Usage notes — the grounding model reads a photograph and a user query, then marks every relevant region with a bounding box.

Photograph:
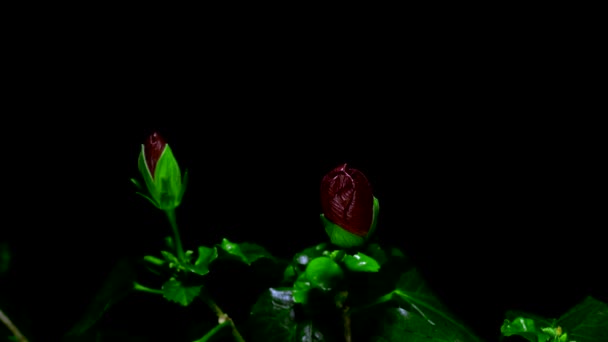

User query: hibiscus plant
[2,132,606,342]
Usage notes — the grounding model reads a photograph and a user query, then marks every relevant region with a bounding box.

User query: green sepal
[367,196,380,238]
[321,196,380,248]
[322,214,365,248]
[134,191,160,209]
[154,144,183,210]
[136,144,186,211]
[137,145,159,207]
[130,178,142,190]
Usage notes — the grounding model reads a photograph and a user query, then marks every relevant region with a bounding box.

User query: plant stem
[193,321,231,342]
[200,293,246,342]
[165,209,185,261]
[0,309,28,342]
[342,306,352,342]
[133,282,164,295]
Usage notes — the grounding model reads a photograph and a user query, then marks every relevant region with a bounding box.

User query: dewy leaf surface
[343,252,380,272]
[248,288,327,342]
[387,269,482,342]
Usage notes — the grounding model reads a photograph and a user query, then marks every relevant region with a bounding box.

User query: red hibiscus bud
[144,132,167,179]
[133,131,188,211]
[320,163,374,237]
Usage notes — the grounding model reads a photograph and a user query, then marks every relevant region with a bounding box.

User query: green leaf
[218,238,273,265]
[502,296,608,342]
[501,317,551,342]
[187,246,218,276]
[65,259,136,336]
[388,269,482,342]
[293,273,313,304]
[248,288,328,342]
[161,278,202,306]
[557,296,608,342]
[343,252,380,272]
[293,243,330,269]
[365,243,389,265]
[305,257,344,291]
[282,264,297,283]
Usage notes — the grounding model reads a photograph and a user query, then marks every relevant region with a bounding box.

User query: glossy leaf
[343,252,380,272]
[364,243,389,266]
[293,243,330,268]
[389,269,482,341]
[248,288,327,342]
[162,278,202,306]
[305,257,344,291]
[501,317,551,342]
[293,273,313,304]
[502,296,608,342]
[218,238,273,265]
[557,296,608,341]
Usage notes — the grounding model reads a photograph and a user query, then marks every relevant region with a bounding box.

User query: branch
[0,309,28,342]
[201,296,246,342]
[342,306,352,342]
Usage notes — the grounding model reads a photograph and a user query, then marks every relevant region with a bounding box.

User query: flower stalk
[165,209,185,261]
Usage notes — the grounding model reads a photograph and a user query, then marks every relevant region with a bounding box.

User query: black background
[2,12,606,342]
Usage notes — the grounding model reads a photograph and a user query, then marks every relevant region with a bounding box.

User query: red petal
[320,164,373,236]
[144,132,167,178]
